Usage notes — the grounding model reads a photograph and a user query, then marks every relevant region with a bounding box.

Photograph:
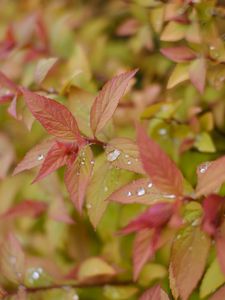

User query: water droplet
[176,234,181,240]
[90,160,95,165]
[37,154,44,161]
[199,162,210,174]
[124,154,129,158]
[81,161,85,165]
[107,149,121,162]
[127,191,132,197]
[104,186,108,192]
[159,128,167,136]
[86,203,92,209]
[137,187,146,196]
[127,161,132,165]
[163,194,176,199]
[73,295,79,300]
[32,271,40,280]
[147,182,153,188]
[210,45,215,50]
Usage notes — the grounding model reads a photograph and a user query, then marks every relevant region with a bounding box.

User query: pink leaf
[65,146,94,212]
[21,88,84,143]
[108,178,177,205]
[0,133,15,179]
[13,139,55,175]
[33,141,78,183]
[196,157,225,197]
[160,46,196,63]
[0,71,20,93]
[90,69,138,135]
[0,200,47,220]
[137,124,183,196]
[121,203,173,234]
[189,57,206,94]
[139,285,169,300]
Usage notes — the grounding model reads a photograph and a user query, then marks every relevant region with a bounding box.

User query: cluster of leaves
[1,0,225,299]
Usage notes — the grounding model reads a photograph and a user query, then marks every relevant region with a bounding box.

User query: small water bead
[127,161,132,165]
[90,160,95,165]
[127,191,132,197]
[163,194,176,199]
[137,187,146,196]
[176,234,181,240]
[104,186,109,192]
[81,161,85,165]
[107,149,121,162]
[86,203,92,209]
[37,154,44,161]
[124,154,129,158]
[198,162,210,174]
[73,295,79,300]
[32,271,40,280]
[158,128,167,136]
[147,182,153,188]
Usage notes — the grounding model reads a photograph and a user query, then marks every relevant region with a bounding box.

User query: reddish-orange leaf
[195,157,225,197]
[189,57,206,94]
[0,200,47,220]
[209,285,225,300]
[90,69,138,135]
[137,124,183,196]
[13,139,54,175]
[105,138,144,174]
[65,146,94,213]
[33,141,77,183]
[0,233,25,284]
[170,225,210,300]
[108,178,177,205]
[216,221,225,275]
[139,285,169,300]
[160,46,196,63]
[22,88,84,143]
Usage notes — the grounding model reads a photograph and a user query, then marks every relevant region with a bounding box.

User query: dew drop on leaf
[90,160,95,165]
[147,182,153,188]
[158,128,167,136]
[104,186,109,192]
[107,149,121,162]
[37,154,44,161]
[124,154,129,158]
[86,203,92,209]
[198,163,210,174]
[136,187,146,196]
[127,191,132,197]
[127,161,132,165]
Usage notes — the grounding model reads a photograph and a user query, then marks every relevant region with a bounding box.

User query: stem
[4,280,134,298]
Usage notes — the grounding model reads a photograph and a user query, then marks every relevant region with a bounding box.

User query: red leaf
[0,200,47,220]
[90,69,138,135]
[202,194,225,235]
[33,141,78,183]
[121,203,173,234]
[108,178,177,205]
[196,157,225,197]
[21,88,84,143]
[160,46,196,63]
[209,285,225,300]
[216,221,225,275]
[65,146,94,212]
[137,124,183,196]
[133,230,156,280]
[139,285,169,300]
[189,57,206,94]
[13,139,55,175]
[170,226,210,300]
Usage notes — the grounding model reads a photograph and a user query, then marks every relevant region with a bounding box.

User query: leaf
[200,259,225,298]
[0,133,15,179]
[160,46,196,63]
[0,70,20,93]
[0,200,47,220]
[108,178,177,205]
[32,141,77,183]
[160,21,186,42]
[21,88,84,143]
[121,203,173,235]
[65,145,94,212]
[189,57,206,94]
[216,221,225,275]
[195,156,225,197]
[34,57,58,85]
[209,285,225,300]
[169,225,210,300]
[105,138,144,174]
[13,139,55,175]
[77,257,116,284]
[103,285,138,300]
[137,124,183,196]
[0,233,25,284]
[167,63,189,89]
[139,285,169,300]
[194,132,215,153]
[90,69,138,135]
[86,156,132,228]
